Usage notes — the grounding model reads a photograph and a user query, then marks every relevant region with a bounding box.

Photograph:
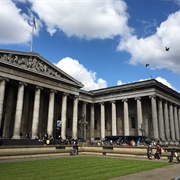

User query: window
[130,117,136,129]
[67,117,71,129]
[95,120,97,130]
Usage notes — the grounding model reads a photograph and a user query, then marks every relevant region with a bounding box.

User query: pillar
[2,86,14,138]
[158,98,166,142]
[31,86,42,139]
[61,93,68,139]
[72,95,78,139]
[150,96,159,141]
[0,77,8,135]
[174,105,179,141]
[12,82,27,139]
[100,102,105,140]
[90,104,94,141]
[82,102,87,139]
[47,90,56,137]
[169,103,175,142]
[135,97,143,136]
[111,101,117,136]
[122,99,129,136]
[164,100,170,141]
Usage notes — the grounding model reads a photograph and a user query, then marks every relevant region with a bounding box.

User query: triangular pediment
[0,49,83,88]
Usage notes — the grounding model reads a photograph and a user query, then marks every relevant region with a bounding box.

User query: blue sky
[0,0,180,92]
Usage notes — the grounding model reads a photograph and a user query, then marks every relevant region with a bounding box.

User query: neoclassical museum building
[0,49,180,144]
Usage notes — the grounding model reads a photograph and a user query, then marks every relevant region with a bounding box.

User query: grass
[0,156,171,180]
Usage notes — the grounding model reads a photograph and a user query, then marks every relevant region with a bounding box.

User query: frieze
[0,52,67,80]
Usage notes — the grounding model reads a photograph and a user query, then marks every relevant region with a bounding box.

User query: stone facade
[0,49,180,144]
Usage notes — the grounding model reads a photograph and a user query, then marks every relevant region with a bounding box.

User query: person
[154,144,163,160]
[147,144,153,160]
[73,140,79,155]
[136,140,140,146]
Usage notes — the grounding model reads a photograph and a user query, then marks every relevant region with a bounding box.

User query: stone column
[90,104,94,141]
[169,103,175,142]
[150,96,159,141]
[122,99,129,136]
[47,90,56,137]
[31,86,42,139]
[164,100,170,142]
[12,82,27,139]
[2,87,14,138]
[61,93,68,140]
[158,98,166,142]
[174,105,179,142]
[111,101,117,136]
[72,95,78,139]
[135,97,143,136]
[100,102,105,140]
[0,77,8,133]
[82,102,87,139]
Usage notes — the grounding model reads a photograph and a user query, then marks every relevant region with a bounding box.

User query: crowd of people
[88,138,145,147]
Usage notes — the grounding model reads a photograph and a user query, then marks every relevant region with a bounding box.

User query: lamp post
[139,123,145,143]
[78,114,88,141]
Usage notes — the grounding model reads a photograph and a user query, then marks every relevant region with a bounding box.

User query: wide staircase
[0,140,179,162]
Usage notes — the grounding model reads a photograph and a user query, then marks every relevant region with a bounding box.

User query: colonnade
[0,77,180,144]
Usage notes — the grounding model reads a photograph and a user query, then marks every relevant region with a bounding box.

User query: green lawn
[0,156,171,180]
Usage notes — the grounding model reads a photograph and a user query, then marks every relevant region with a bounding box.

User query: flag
[145,64,150,67]
[33,16,36,30]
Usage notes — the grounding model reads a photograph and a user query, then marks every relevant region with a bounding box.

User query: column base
[169,141,176,145]
[175,141,179,146]
[12,135,21,139]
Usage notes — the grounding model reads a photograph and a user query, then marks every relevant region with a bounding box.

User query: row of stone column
[97,98,142,140]
[0,78,79,139]
[97,96,180,143]
[151,96,180,143]
[0,77,180,142]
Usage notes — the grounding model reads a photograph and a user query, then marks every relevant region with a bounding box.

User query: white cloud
[30,0,132,39]
[0,0,32,44]
[118,10,180,74]
[155,76,175,90]
[55,57,108,91]
[116,77,177,92]
[117,80,123,85]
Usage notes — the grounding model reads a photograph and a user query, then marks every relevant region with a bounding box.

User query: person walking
[147,144,153,160]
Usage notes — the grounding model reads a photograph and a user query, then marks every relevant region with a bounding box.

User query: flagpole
[30,24,34,52]
[30,16,36,52]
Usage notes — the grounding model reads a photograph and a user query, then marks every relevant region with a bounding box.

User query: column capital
[50,89,57,93]
[0,76,9,82]
[83,101,88,105]
[99,102,104,105]
[63,92,69,96]
[122,98,128,102]
[158,97,164,102]
[74,95,79,99]
[135,97,141,101]
[19,81,27,86]
[36,85,43,90]
[149,95,156,99]
[110,100,116,104]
